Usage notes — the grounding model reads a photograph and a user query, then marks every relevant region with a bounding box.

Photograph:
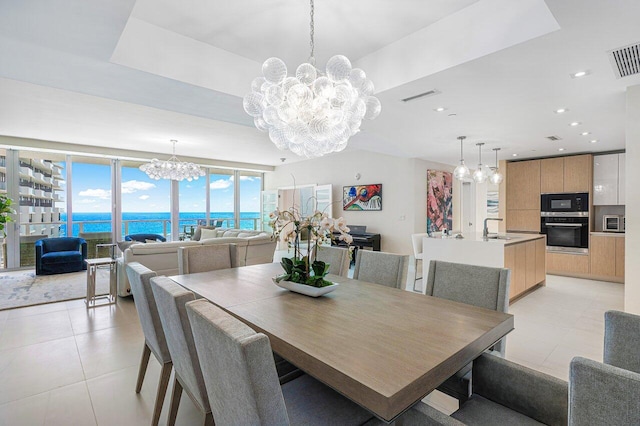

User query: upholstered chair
[410,233,429,291]
[604,310,640,374]
[186,299,375,425]
[353,250,409,289]
[424,260,510,403]
[125,233,166,243]
[398,353,568,426]
[177,244,232,275]
[150,277,213,426]
[35,237,87,275]
[569,357,640,425]
[313,245,350,277]
[125,263,172,426]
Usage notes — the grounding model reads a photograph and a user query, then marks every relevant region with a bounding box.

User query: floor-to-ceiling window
[121,161,171,239]
[239,171,262,230]
[178,176,208,239]
[209,170,235,228]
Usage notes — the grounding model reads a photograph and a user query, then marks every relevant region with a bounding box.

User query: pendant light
[472,142,488,183]
[489,148,504,184]
[453,136,470,180]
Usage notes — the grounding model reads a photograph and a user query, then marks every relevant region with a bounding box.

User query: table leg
[109,262,117,303]
[86,264,96,308]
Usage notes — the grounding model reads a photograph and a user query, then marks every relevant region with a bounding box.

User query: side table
[95,243,117,259]
[85,257,117,308]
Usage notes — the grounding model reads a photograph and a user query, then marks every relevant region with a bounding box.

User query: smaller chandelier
[243,0,381,158]
[139,140,205,182]
[473,142,489,183]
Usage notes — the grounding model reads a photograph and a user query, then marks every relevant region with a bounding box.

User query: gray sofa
[116,229,276,296]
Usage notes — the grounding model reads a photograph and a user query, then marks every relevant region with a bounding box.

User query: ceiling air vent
[546,135,562,141]
[609,43,640,79]
[401,89,440,103]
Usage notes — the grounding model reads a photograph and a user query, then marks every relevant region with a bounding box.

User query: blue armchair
[125,234,166,243]
[35,237,88,275]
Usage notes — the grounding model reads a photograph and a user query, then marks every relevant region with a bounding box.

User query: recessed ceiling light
[569,122,581,126]
[571,70,590,78]
[581,131,591,136]
[590,139,598,144]
[558,148,565,151]
[512,153,518,157]
[434,107,447,112]
[555,108,568,114]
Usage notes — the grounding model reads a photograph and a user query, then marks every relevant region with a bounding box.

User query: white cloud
[122,180,156,194]
[76,198,97,204]
[239,176,256,181]
[78,188,111,199]
[210,179,232,190]
[138,195,150,200]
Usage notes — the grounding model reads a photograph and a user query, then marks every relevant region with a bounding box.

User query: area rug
[0,269,111,310]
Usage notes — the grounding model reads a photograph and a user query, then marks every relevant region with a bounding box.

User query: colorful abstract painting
[343,184,382,211]
[427,170,453,232]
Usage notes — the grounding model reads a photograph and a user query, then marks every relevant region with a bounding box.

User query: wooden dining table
[170,263,514,423]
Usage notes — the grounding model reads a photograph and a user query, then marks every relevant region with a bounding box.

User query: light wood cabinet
[547,252,590,275]
[589,234,624,282]
[563,154,592,193]
[540,157,564,193]
[590,235,616,277]
[506,160,540,210]
[504,237,546,301]
[506,209,540,232]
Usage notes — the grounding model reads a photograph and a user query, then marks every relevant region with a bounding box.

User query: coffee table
[85,257,117,308]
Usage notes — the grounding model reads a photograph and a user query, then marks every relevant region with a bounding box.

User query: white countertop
[590,232,625,237]
[427,232,544,245]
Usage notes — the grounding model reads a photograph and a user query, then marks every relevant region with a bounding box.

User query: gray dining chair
[604,310,640,374]
[125,263,172,426]
[424,260,510,403]
[177,244,232,275]
[186,299,375,426]
[353,250,409,289]
[150,276,213,426]
[313,245,350,277]
[397,352,568,426]
[570,356,640,426]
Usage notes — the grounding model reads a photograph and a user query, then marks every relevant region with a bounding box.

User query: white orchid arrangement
[270,207,352,287]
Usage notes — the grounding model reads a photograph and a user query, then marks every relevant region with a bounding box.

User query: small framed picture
[343,184,382,211]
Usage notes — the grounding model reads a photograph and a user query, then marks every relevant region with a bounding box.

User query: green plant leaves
[278,257,333,287]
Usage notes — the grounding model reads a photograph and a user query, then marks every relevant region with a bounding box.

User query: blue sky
[70,163,261,213]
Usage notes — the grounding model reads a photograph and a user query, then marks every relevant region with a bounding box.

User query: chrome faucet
[483,218,504,240]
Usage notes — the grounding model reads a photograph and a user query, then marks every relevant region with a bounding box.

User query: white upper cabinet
[618,153,625,205]
[593,153,624,205]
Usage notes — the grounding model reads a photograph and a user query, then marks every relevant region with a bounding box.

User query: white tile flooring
[0,273,624,425]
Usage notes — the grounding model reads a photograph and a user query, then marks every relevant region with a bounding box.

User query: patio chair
[35,237,87,275]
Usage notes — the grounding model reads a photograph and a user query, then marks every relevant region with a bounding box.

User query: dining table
[170,262,514,423]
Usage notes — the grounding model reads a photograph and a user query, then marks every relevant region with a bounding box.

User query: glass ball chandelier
[489,148,504,184]
[243,0,381,158]
[472,142,489,183]
[453,136,470,180]
[139,140,205,182]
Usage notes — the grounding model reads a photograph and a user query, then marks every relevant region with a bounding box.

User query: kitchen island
[422,233,546,301]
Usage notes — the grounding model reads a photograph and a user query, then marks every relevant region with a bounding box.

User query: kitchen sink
[486,234,519,240]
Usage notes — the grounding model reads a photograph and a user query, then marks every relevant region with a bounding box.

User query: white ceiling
[0,0,639,167]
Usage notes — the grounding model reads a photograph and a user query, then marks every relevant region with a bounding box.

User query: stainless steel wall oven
[540,193,589,254]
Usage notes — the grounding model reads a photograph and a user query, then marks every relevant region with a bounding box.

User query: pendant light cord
[309,0,315,65]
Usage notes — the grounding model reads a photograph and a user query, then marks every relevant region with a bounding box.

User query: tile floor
[0,272,624,424]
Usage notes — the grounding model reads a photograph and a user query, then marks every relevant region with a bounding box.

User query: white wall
[625,85,640,314]
[264,150,456,255]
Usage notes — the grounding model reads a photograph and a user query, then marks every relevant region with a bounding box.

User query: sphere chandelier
[453,136,470,180]
[139,140,205,182]
[242,0,381,158]
[489,148,504,184]
[472,142,489,183]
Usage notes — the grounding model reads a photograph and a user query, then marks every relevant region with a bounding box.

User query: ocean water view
[60,212,262,238]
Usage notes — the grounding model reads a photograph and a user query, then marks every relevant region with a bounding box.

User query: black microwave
[541,193,588,213]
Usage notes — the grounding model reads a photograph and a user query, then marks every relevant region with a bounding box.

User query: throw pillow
[117,240,137,252]
[193,225,217,241]
[199,228,219,241]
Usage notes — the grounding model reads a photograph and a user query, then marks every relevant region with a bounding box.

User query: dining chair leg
[152,362,173,426]
[136,343,151,393]
[412,258,422,292]
[204,412,214,426]
[167,377,183,426]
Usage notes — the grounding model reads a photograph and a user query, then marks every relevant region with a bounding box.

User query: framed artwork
[343,184,382,211]
[426,170,453,232]
[487,190,499,217]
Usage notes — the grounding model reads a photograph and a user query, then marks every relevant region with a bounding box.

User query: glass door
[261,190,277,232]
